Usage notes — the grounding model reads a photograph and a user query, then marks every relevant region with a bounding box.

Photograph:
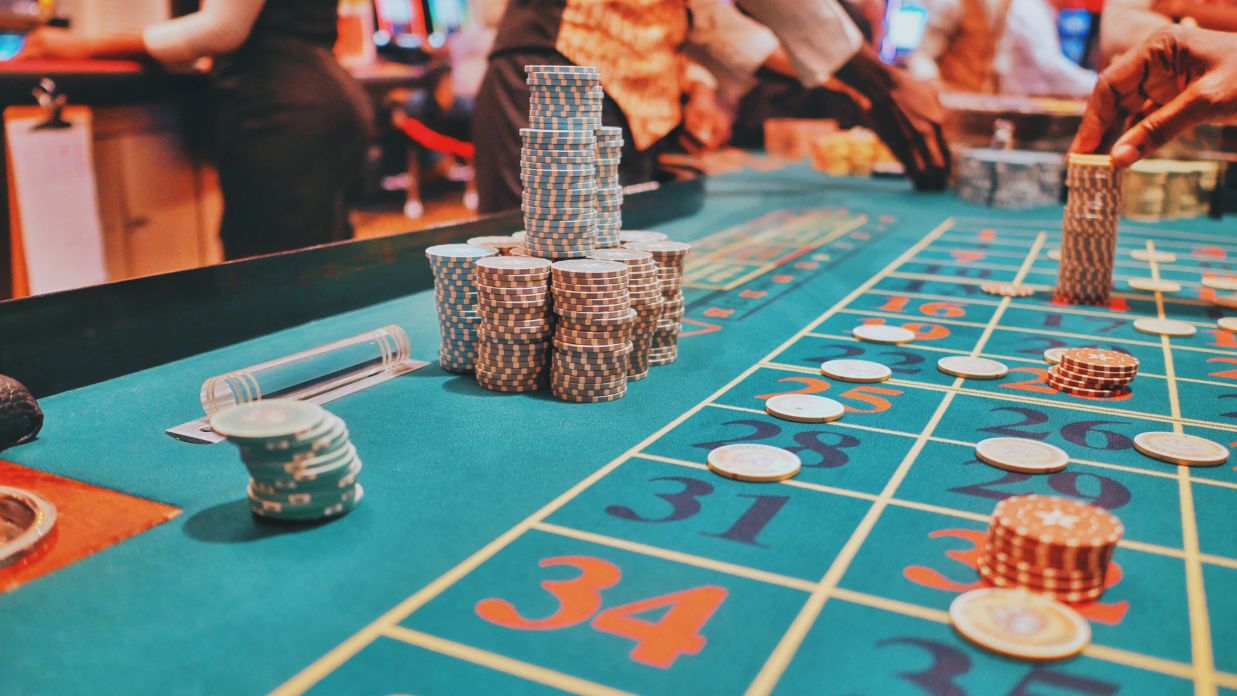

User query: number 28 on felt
[476,555,727,668]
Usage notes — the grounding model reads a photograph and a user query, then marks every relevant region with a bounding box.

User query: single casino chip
[764,394,845,424]
[1046,248,1061,261]
[1128,278,1181,293]
[819,359,892,383]
[209,400,325,441]
[852,324,915,345]
[938,356,1009,379]
[1059,348,1139,375]
[707,443,802,482]
[1218,317,1237,333]
[1130,248,1176,263]
[1043,348,1067,364]
[981,283,1035,298]
[1132,318,1197,337]
[992,495,1124,552]
[1133,431,1229,467]
[1202,276,1237,291]
[976,437,1069,473]
[950,588,1090,661]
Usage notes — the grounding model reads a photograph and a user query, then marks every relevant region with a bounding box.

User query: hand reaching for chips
[1072,26,1237,167]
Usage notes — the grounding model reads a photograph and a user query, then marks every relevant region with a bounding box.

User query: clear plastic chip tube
[200,325,411,415]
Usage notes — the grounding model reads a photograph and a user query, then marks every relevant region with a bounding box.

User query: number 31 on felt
[475,555,727,668]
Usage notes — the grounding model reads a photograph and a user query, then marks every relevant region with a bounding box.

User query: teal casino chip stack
[549,259,635,402]
[427,243,498,372]
[521,64,603,259]
[625,240,691,365]
[210,400,364,521]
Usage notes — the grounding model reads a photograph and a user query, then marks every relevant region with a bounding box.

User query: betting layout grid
[283,215,1236,694]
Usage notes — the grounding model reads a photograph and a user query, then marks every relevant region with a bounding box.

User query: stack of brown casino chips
[549,259,636,402]
[1046,348,1138,397]
[1054,153,1121,306]
[979,494,1123,604]
[625,240,691,366]
[588,248,663,380]
[473,257,554,392]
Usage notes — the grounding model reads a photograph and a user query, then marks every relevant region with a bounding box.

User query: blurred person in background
[18,0,373,260]
[907,0,1096,96]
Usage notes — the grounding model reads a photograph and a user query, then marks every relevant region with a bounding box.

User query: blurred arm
[143,0,266,64]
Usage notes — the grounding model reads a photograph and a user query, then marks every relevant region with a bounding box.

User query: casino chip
[851,324,915,345]
[1046,248,1061,261]
[624,240,691,367]
[473,256,553,392]
[1127,278,1181,293]
[1047,348,1138,398]
[1218,317,1237,333]
[1043,347,1067,364]
[1202,276,1237,292]
[1054,154,1120,306]
[1132,431,1229,467]
[427,243,497,373]
[1130,248,1176,263]
[764,394,844,423]
[1132,318,1196,337]
[0,485,57,566]
[588,248,662,380]
[211,400,364,522]
[819,359,891,383]
[707,444,802,482]
[548,259,632,402]
[950,588,1090,661]
[937,356,1008,379]
[981,283,1035,298]
[975,437,1069,473]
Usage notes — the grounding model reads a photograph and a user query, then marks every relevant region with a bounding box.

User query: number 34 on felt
[476,555,727,669]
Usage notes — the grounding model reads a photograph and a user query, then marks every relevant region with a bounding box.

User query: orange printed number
[591,586,727,668]
[475,555,620,630]
[838,386,901,413]
[999,367,1057,395]
[1207,357,1237,380]
[755,376,831,400]
[862,317,951,341]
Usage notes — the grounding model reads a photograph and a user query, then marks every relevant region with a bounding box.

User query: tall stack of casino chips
[978,494,1122,603]
[549,259,635,402]
[955,148,1064,209]
[625,240,691,366]
[1046,348,1138,397]
[1054,154,1121,306]
[474,256,554,392]
[588,248,662,381]
[427,244,498,372]
[521,65,603,259]
[594,126,624,248]
[209,399,363,522]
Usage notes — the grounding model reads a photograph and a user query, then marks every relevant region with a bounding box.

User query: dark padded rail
[0,171,705,396]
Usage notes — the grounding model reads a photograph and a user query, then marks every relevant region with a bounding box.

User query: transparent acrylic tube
[200,325,410,415]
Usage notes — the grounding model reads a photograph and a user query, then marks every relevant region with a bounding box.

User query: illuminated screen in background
[373,0,428,49]
[0,32,24,59]
[1057,8,1093,66]
[879,1,928,64]
[425,0,471,47]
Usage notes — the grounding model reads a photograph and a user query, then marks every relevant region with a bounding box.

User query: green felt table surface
[3,163,1235,695]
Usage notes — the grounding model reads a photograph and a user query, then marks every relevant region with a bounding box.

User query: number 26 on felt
[476,555,727,668]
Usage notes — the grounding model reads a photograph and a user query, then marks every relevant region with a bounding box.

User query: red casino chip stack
[1054,154,1121,306]
[473,256,554,392]
[549,259,635,402]
[979,494,1123,603]
[625,240,691,366]
[1047,348,1138,397]
[587,248,662,381]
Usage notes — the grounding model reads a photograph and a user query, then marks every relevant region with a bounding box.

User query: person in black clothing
[20,0,372,260]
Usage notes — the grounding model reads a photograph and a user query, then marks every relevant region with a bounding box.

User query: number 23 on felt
[476,555,727,668]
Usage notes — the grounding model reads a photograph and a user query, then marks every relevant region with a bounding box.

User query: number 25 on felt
[756,378,901,414]
[476,556,727,669]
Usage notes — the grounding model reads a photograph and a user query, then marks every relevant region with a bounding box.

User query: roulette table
[1,163,1234,695]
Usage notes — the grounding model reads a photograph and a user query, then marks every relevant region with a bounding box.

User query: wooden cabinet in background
[92,104,222,281]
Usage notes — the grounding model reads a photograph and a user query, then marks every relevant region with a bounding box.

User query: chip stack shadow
[1055,153,1121,305]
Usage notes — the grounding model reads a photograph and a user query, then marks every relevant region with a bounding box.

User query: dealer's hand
[1071,26,1237,167]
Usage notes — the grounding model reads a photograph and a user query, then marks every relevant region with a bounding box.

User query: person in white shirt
[19,0,372,260]
[907,0,1096,97]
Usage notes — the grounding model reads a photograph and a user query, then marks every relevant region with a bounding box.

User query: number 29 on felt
[475,555,727,668]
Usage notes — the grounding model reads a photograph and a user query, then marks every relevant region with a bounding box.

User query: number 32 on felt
[476,555,727,668]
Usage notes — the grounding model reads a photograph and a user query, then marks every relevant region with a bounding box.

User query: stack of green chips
[209,400,363,521]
